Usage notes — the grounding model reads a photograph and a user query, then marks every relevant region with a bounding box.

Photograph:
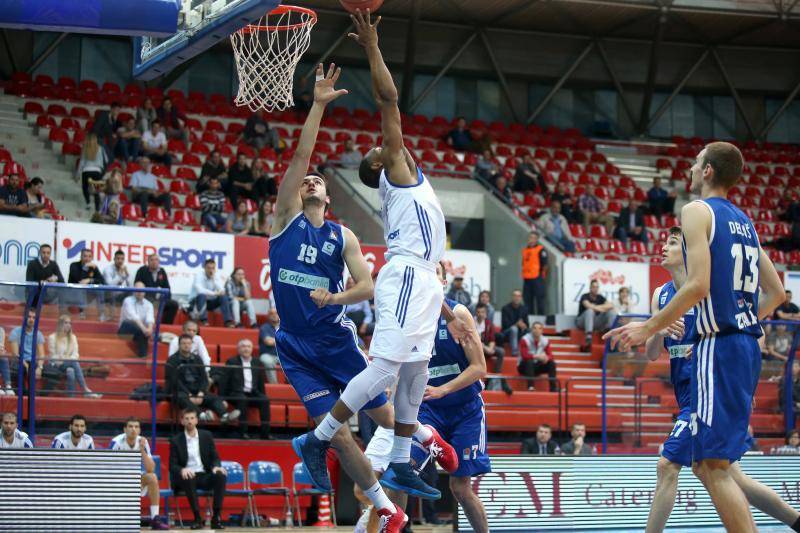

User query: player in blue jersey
[606,142,786,532]
[645,227,800,532]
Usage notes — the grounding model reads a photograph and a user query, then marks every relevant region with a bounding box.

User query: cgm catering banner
[562,258,650,315]
[56,221,235,296]
[0,215,55,282]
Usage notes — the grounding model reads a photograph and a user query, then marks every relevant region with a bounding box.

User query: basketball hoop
[231,5,317,112]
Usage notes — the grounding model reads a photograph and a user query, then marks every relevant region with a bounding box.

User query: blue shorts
[417,396,491,478]
[662,408,692,467]
[690,333,760,464]
[276,319,388,418]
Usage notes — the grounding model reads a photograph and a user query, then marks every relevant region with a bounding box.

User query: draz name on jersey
[735,310,757,329]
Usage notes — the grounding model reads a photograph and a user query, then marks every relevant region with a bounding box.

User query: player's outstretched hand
[309,288,333,308]
[423,385,447,401]
[602,320,651,352]
[660,317,685,340]
[347,9,381,48]
[313,63,348,105]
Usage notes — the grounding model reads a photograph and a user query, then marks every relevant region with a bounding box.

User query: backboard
[133,0,281,81]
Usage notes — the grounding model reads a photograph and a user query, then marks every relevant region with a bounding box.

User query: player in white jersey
[1,412,33,448]
[51,414,94,449]
[109,417,168,530]
[293,10,468,533]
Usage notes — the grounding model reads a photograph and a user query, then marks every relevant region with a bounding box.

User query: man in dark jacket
[26,244,64,305]
[521,424,560,455]
[613,198,648,245]
[165,335,238,424]
[67,248,106,319]
[90,102,121,157]
[501,290,529,359]
[221,339,271,439]
[134,254,179,324]
[169,407,227,529]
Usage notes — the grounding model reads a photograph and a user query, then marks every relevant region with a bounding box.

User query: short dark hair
[30,177,43,186]
[475,303,488,312]
[701,142,743,189]
[590,279,599,286]
[178,333,194,343]
[572,422,586,430]
[358,150,382,189]
[203,258,215,266]
[532,321,544,327]
[786,429,799,443]
[668,226,682,237]
[151,119,161,127]
[114,250,125,257]
[40,244,52,251]
[538,423,551,431]
[125,417,140,427]
[70,414,87,425]
[2,412,17,422]
[111,101,121,108]
[182,406,199,418]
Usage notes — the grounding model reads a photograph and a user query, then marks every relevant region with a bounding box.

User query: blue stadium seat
[292,462,337,526]
[248,461,291,527]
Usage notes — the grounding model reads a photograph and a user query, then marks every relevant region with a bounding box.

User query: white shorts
[370,256,443,363]
[365,426,394,473]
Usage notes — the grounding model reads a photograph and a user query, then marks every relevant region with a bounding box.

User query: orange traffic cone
[313,494,334,527]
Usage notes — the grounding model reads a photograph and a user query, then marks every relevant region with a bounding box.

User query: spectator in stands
[169,407,228,530]
[551,182,581,224]
[226,267,258,328]
[764,324,792,363]
[445,117,473,151]
[613,198,648,245]
[446,275,472,307]
[222,339,271,439]
[0,172,46,217]
[25,178,46,217]
[647,177,675,217]
[101,249,131,313]
[242,109,280,151]
[157,96,188,142]
[337,139,362,169]
[475,303,512,395]
[97,168,123,215]
[293,77,313,113]
[780,360,800,414]
[249,200,274,237]
[1,412,33,448]
[493,175,513,203]
[45,314,99,398]
[471,290,496,320]
[166,336,237,424]
[774,290,800,320]
[577,189,613,233]
[473,149,499,182]
[501,290,529,361]
[225,199,252,235]
[197,150,227,194]
[521,424,560,455]
[576,280,617,352]
[168,320,211,376]
[560,422,595,455]
[95,199,121,225]
[90,101,121,157]
[52,414,95,449]
[521,230,548,315]
[76,134,108,211]
[67,248,107,320]
[136,97,158,134]
[199,176,227,232]
[26,243,64,285]
[0,327,9,396]
[345,278,375,337]
[253,160,277,200]
[115,117,142,163]
[615,286,633,315]
[536,200,576,253]
[189,259,234,327]
[141,120,172,167]
[774,429,800,455]
[118,282,155,358]
[227,153,255,203]
[129,156,172,215]
[258,308,280,384]
[514,155,547,195]
[109,417,168,529]
[9,309,44,393]
[134,254,179,324]
[518,321,558,392]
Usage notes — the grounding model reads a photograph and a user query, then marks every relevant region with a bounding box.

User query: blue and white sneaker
[380,462,441,500]
[292,432,331,491]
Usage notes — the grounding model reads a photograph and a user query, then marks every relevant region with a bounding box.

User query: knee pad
[394,361,430,424]
[407,371,428,407]
[339,358,399,413]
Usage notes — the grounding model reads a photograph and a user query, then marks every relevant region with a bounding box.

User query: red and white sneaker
[377,505,408,533]
[421,424,459,473]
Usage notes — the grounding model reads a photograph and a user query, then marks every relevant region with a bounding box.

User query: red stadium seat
[644,215,660,228]
[184,193,202,210]
[121,204,143,222]
[589,225,608,239]
[628,241,648,256]
[607,240,627,254]
[145,206,168,224]
[62,142,81,156]
[23,101,44,115]
[172,209,197,226]
[569,225,586,238]
[169,180,190,194]
[606,200,622,214]
[48,128,69,143]
[584,239,606,253]
[627,256,646,263]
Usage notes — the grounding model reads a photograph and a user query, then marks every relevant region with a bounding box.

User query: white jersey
[51,431,94,450]
[379,166,446,264]
[109,433,151,456]
[1,429,33,449]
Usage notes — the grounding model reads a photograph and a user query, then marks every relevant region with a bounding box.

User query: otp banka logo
[62,238,227,268]
[259,258,272,294]
[0,238,40,266]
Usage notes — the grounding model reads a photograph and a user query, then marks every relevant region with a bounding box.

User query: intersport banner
[56,221,235,296]
[0,215,55,283]
[562,258,651,315]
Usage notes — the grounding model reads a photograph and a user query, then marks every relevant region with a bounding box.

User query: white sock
[150,504,159,518]
[390,435,412,464]
[363,482,395,513]
[313,414,343,442]
[413,423,433,444]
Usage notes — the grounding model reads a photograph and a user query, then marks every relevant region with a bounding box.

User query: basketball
[339,0,383,15]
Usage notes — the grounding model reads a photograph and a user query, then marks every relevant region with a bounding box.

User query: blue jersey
[426,298,484,408]
[658,281,695,411]
[682,197,761,339]
[268,212,347,334]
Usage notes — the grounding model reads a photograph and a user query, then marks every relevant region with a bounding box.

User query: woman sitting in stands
[225,199,252,235]
[44,315,101,398]
[225,267,258,328]
[249,200,274,237]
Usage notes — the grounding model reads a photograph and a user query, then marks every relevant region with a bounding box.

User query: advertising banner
[459,455,800,531]
[442,249,492,301]
[56,221,235,296]
[0,215,55,283]
[562,258,650,315]
[784,271,800,306]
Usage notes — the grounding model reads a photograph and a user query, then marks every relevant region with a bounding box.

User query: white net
[231,5,316,112]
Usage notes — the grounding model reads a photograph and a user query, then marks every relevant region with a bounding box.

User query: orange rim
[239,5,317,32]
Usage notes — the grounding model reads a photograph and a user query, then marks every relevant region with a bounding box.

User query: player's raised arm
[309,227,374,308]
[348,9,415,185]
[271,64,347,235]
[756,248,786,321]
